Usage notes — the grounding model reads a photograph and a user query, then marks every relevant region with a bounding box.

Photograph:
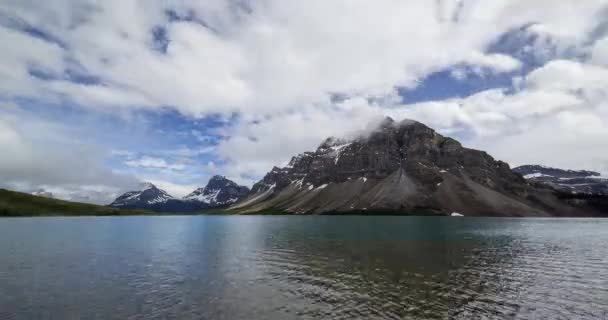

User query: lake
[0,216,607,319]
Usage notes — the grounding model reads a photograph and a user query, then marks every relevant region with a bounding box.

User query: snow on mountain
[109,177,249,212]
[183,175,249,206]
[109,182,175,208]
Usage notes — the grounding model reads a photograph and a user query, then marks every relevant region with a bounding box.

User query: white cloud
[111,149,136,159]
[3,0,606,115]
[1,1,605,117]
[591,36,608,66]
[6,0,598,115]
[478,110,608,173]
[0,24,64,97]
[386,59,608,174]
[465,52,522,73]
[125,156,186,171]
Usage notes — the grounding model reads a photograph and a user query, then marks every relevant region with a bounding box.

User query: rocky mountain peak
[183,176,249,206]
[249,117,499,197]
[109,182,174,209]
[206,175,237,189]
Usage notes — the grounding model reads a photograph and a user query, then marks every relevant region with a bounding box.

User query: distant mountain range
[108,176,250,213]
[14,117,606,217]
[229,117,606,216]
[513,165,608,195]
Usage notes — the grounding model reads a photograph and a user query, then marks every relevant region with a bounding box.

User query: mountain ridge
[109,175,249,212]
[231,117,604,217]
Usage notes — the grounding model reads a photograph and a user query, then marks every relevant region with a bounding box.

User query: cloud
[9,0,603,115]
[125,156,186,171]
[2,1,606,119]
[465,52,522,73]
[525,60,608,100]
[1,0,608,198]
[0,109,141,204]
[216,100,385,183]
[591,36,608,66]
[387,59,608,173]
[111,149,136,159]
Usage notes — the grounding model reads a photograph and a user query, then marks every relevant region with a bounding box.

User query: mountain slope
[513,165,608,195]
[231,117,600,217]
[0,188,150,217]
[109,177,249,213]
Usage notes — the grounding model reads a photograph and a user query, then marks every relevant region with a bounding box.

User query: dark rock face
[110,177,249,213]
[513,165,608,195]
[184,175,250,206]
[250,167,291,194]
[233,117,602,216]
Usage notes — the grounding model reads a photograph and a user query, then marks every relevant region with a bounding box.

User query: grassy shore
[0,189,153,217]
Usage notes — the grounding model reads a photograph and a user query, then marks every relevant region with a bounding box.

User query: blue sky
[1,1,608,203]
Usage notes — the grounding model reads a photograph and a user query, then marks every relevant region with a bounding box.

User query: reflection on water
[0,216,607,319]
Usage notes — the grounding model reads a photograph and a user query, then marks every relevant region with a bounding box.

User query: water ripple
[0,216,607,319]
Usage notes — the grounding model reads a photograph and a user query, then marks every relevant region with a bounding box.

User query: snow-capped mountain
[183,175,250,207]
[109,178,249,213]
[513,165,608,195]
[108,182,186,212]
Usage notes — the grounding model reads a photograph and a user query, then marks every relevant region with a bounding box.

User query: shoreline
[2,212,606,218]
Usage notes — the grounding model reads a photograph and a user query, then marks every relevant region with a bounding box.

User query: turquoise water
[1,216,607,319]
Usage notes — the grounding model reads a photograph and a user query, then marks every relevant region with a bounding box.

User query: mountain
[109,177,249,213]
[513,165,608,195]
[108,182,189,212]
[0,188,150,217]
[184,175,250,207]
[231,117,603,217]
